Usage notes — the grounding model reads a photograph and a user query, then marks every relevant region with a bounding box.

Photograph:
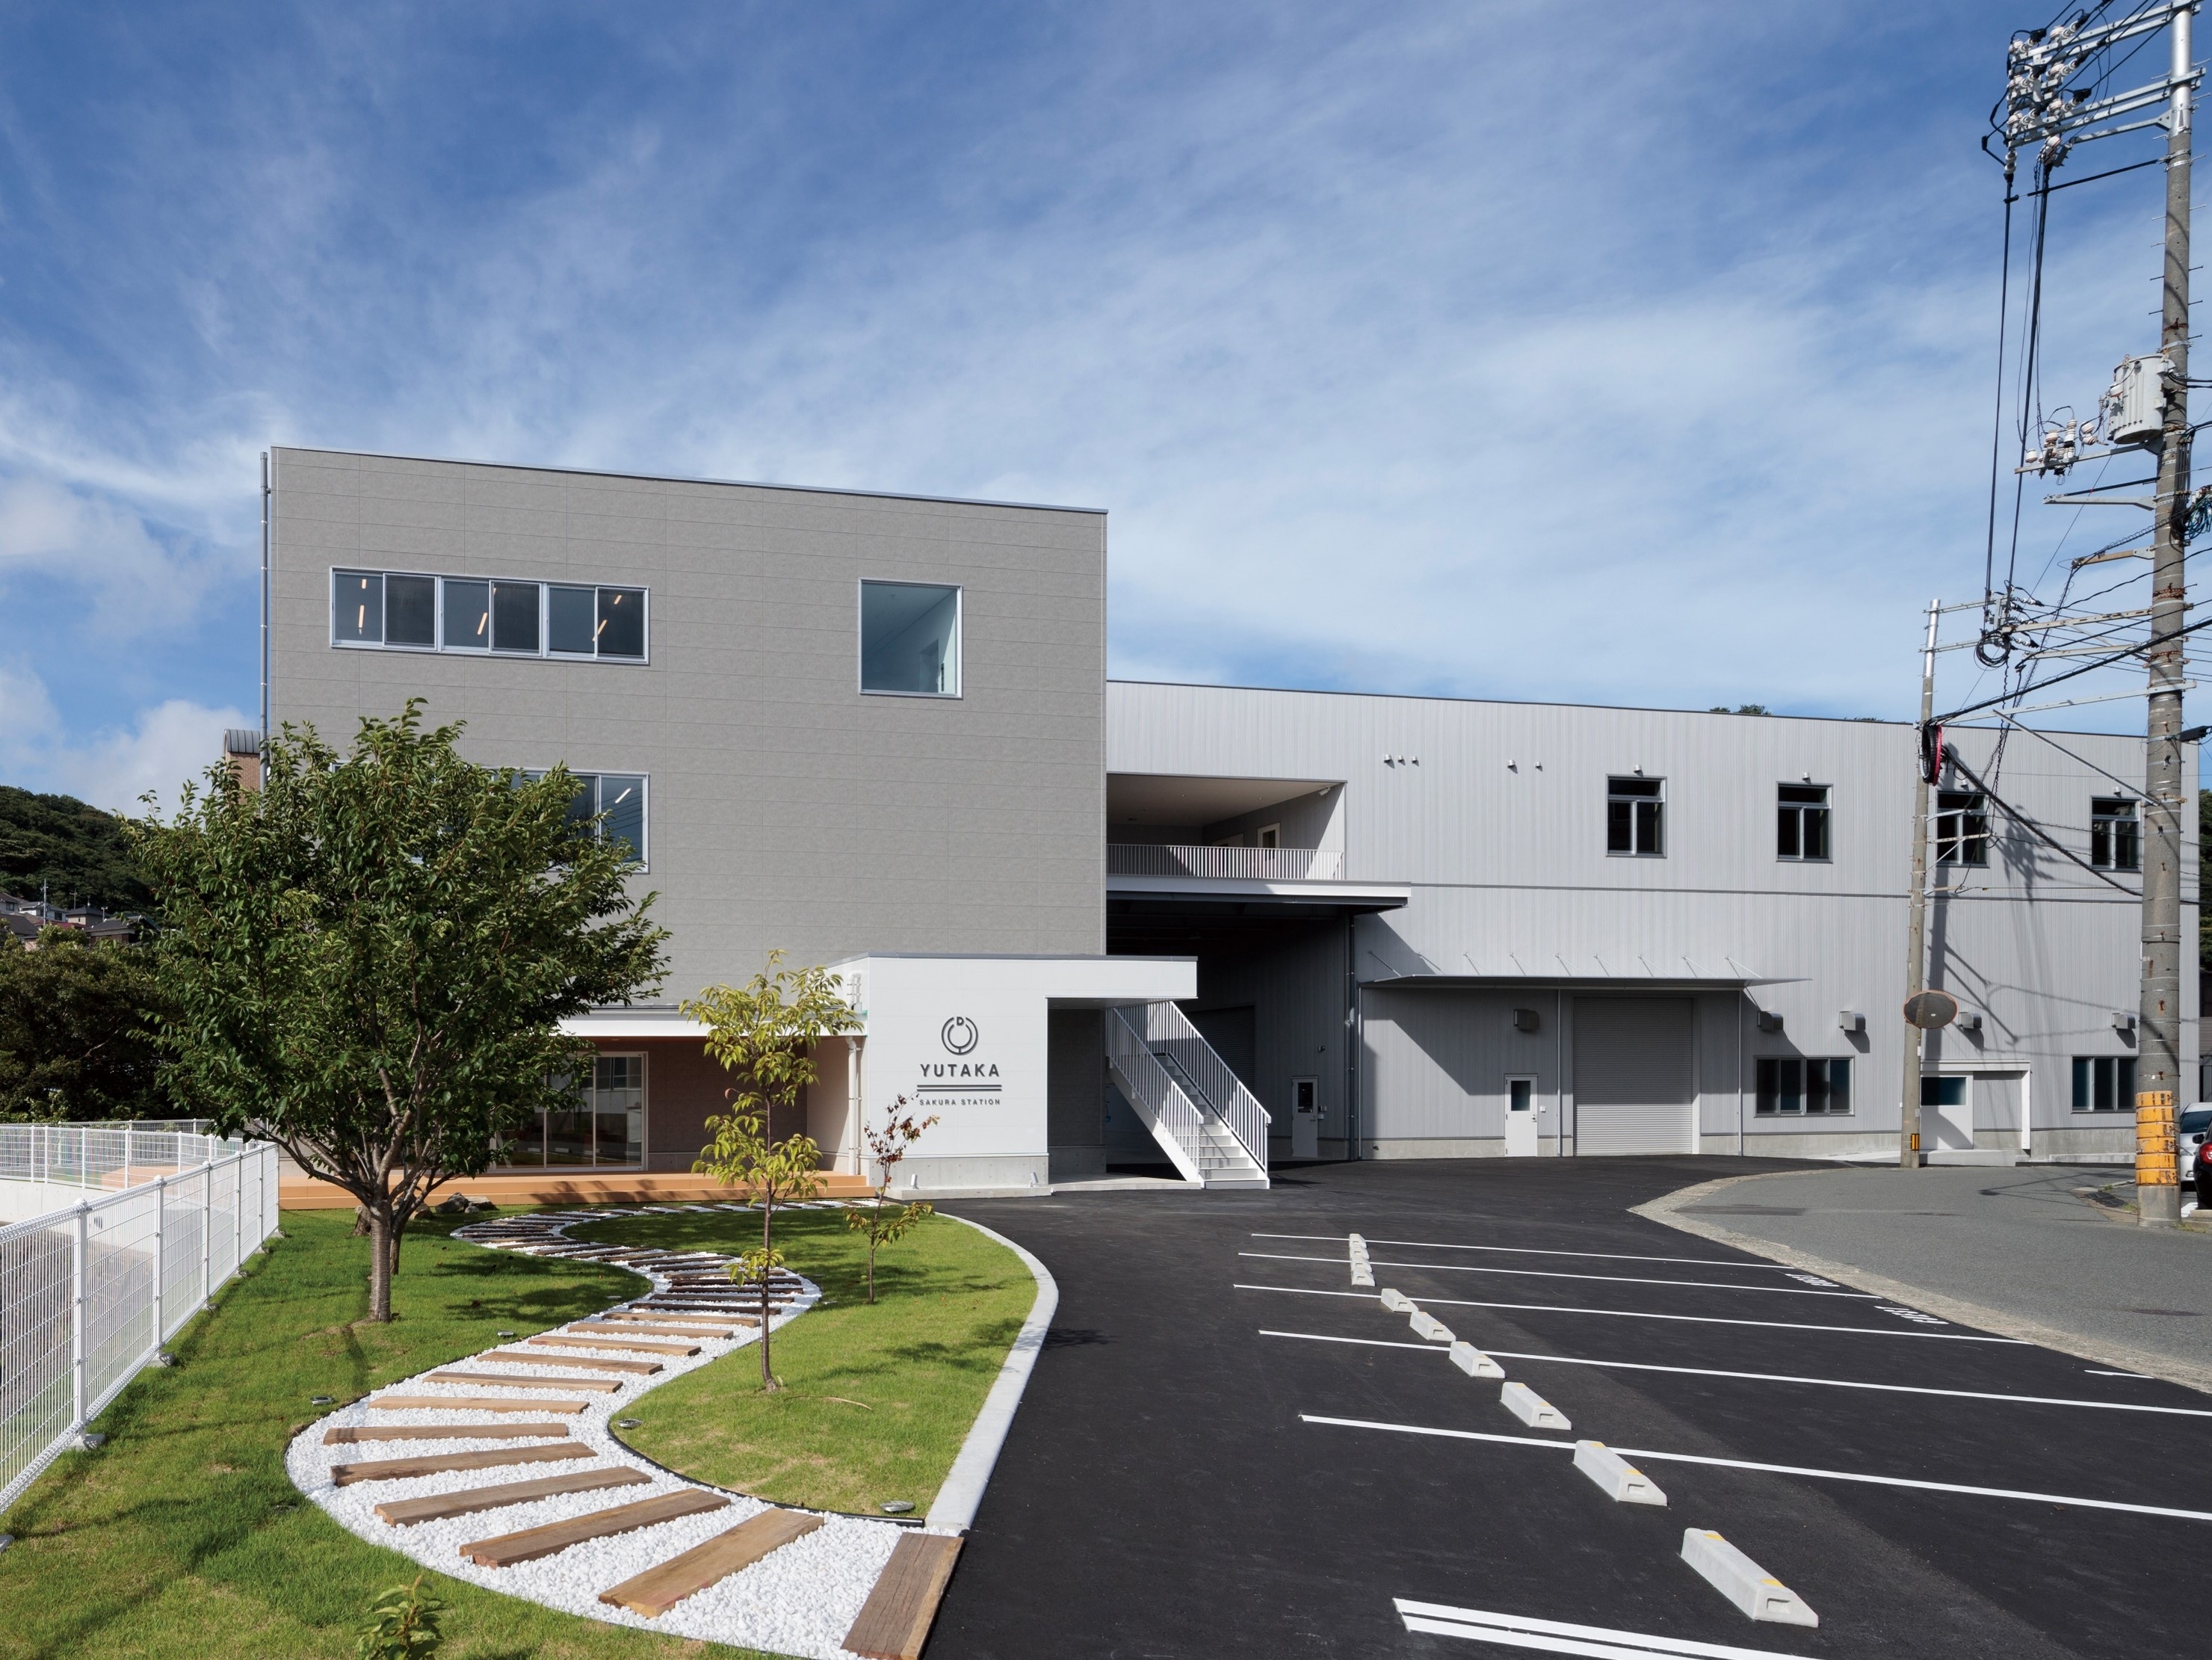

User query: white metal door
[1572,998,1696,1155]
[1504,1076,1539,1157]
[1922,1076,1973,1150]
[1291,1076,1319,1159]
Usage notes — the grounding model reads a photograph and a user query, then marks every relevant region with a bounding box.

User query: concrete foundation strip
[1634,1171,2212,1395]
[922,1212,1060,1533]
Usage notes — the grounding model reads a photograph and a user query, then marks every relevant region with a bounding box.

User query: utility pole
[2137,5,2194,1229]
[1900,600,1938,1169]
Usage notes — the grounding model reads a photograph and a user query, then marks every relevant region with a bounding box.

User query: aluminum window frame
[1935,789,1990,867]
[1605,776,1666,858]
[857,578,964,699]
[327,567,651,664]
[2071,1054,2137,1113]
[2089,797,2141,871]
[519,767,651,872]
[1754,1055,1854,1116]
[1776,783,1832,863]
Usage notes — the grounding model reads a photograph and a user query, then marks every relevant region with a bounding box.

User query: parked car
[2197,1138,2212,1208]
[2183,1107,2212,1192]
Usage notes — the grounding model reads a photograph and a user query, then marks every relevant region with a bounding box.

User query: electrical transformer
[2102,352,2172,446]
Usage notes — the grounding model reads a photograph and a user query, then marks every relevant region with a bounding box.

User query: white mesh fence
[0,1126,279,1515]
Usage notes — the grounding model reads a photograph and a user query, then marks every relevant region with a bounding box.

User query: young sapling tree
[842,1094,939,1304]
[685,952,862,1389]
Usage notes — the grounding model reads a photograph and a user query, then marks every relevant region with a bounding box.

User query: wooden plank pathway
[330,1442,591,1486]
[375,1466,650,1525]
[457,1487,731,1567]
[421,1371,625,1394]
[372,1395,590,1413]
[324,1422,571,1445]
[528,1333,699,1356]
[475,1351,664,1376]
[598,1508,824,1616]
[842,1533,965,1660]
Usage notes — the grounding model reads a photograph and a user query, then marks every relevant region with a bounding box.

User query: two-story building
[258,446,2190,1194]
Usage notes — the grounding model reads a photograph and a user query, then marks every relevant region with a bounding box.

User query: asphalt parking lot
[932,1157,2211,1659]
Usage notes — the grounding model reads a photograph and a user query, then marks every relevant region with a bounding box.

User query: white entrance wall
[836,954,1196,1194]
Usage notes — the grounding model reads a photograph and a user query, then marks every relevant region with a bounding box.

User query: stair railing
[1104,1008,1208,1183]
[1126,1002,1272,1173]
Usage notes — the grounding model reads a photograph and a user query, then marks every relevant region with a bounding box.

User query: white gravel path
[287,1210,937,1659]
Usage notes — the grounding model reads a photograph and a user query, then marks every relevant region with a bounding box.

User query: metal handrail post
[71,1202,88,1431]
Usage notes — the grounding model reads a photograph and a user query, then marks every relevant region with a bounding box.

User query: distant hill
[0,785,155,913]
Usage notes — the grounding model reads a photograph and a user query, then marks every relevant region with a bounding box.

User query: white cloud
[0,660,242,814]
[0,472,217,636]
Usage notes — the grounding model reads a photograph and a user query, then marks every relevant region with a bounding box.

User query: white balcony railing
[1107,843,1343,882]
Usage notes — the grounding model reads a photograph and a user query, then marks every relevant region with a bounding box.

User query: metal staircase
[1104,1004,1270,1189]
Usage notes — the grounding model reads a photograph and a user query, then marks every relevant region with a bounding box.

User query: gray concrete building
[262,446,2189,1191]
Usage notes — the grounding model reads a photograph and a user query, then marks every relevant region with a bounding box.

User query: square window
[492,581,540,652]
[1936,790,1989,866]
[1779,784,1830,861]
[2073,1055,2137,1111]
[386,574,436,647]
[444,578,491,650]
[2091,798,2140,871]
[597,587,646,659]
[1606,777,1663,856]
[549,585,596,655]
[861,581,960,695]
[334,572,383,644]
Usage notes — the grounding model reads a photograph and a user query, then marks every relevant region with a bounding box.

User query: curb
[1634,1170,2212,1396]
[924,1214,1060,1534]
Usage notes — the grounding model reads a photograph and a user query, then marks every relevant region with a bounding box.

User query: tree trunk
[366,1203,395,1323]
[758,1200,778,1390]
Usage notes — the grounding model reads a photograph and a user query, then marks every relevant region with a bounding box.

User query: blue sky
[0,2,2184,808]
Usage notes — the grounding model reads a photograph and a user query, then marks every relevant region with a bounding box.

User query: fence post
[232,1154,243,1277]
[123,1123,133,1190]
[152,1175,167,1347]
[200,1170,211,1308]
[71,1202,88,1432]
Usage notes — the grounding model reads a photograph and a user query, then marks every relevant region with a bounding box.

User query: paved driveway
[932,1158,2208,1659]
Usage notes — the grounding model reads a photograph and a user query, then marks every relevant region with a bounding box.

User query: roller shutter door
[1572,998,1695,1155]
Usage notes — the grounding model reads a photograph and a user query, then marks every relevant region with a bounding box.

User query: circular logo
[941,1016,979,1055]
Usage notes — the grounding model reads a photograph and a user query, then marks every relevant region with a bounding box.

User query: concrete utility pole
[2137,7,2194,1229]
[1900,600,1938,1169]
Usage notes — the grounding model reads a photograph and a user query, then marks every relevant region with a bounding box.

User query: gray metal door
[1572,998,1695,1155]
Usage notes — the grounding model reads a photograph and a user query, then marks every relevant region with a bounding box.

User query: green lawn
[0,1208,770,1660]
[572,1208,1032,1516]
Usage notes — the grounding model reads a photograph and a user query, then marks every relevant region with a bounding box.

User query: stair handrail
[1104,1008,1208,1184]
[1131,1002,1272,1173]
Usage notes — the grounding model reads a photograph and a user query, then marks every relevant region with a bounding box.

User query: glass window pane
[385,574,436,646]
[500,1108,545,1167]
[1777,809,1799,859]
[599,775,645,864]
[2095,1058,2114,1112]
[547,1092,594,1164]
[1828,1057,1850,1114]
[595,1055,643,1165]
[1755,1057,1779,1114]
[492,581,540,652]
[1607,800,1631,853]
[1806,1061,1829,1115]
[549,585,596,654]
[1803,808,1829,860]
[1636,799,1662,855]
[860,581,960,694]
[597,587,646,658]
[563,774,599,841]
[1779,1058,1802,1113]
[335,572,383,644]
[2073,1057,2091,1110]
[445,579,490,650]
[2120,1057,2137,1109]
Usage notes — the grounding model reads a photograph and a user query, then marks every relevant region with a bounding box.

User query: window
[1755,1057,1853,1115]
[1607,777,1664,856]
[2072,1055,2137,1113]
[525,770,648,866]
[860,580,961,696]
[1256,824,1280,849]
[331,570,647,661]
[1777,784,1830,861]
[2090,797,2140,871]
[500,1053,645,1167]
[1920,1076,1965,1109]
[1936,790,1989,866]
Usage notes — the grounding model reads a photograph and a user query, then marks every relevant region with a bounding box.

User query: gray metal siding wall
[1192,927,1350,1142]
[1110,681,2194,1156]
[271,449,1107,998]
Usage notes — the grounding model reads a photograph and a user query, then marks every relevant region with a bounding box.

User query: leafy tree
[0,783,156,913]
[132,703,667,1321]
[0,930,174,1120]
[842,1094,939,1304]
[685,954,862,1389]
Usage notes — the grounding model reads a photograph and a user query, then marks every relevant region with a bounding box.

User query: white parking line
[1238,1251,1875,1299]
[1251,1233,1789,1270]
[1255,1329,2212,1416]
[1394,1599,1811,1659]
[1303,1413,2212,1522]
[1234,1283,2025,1342]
